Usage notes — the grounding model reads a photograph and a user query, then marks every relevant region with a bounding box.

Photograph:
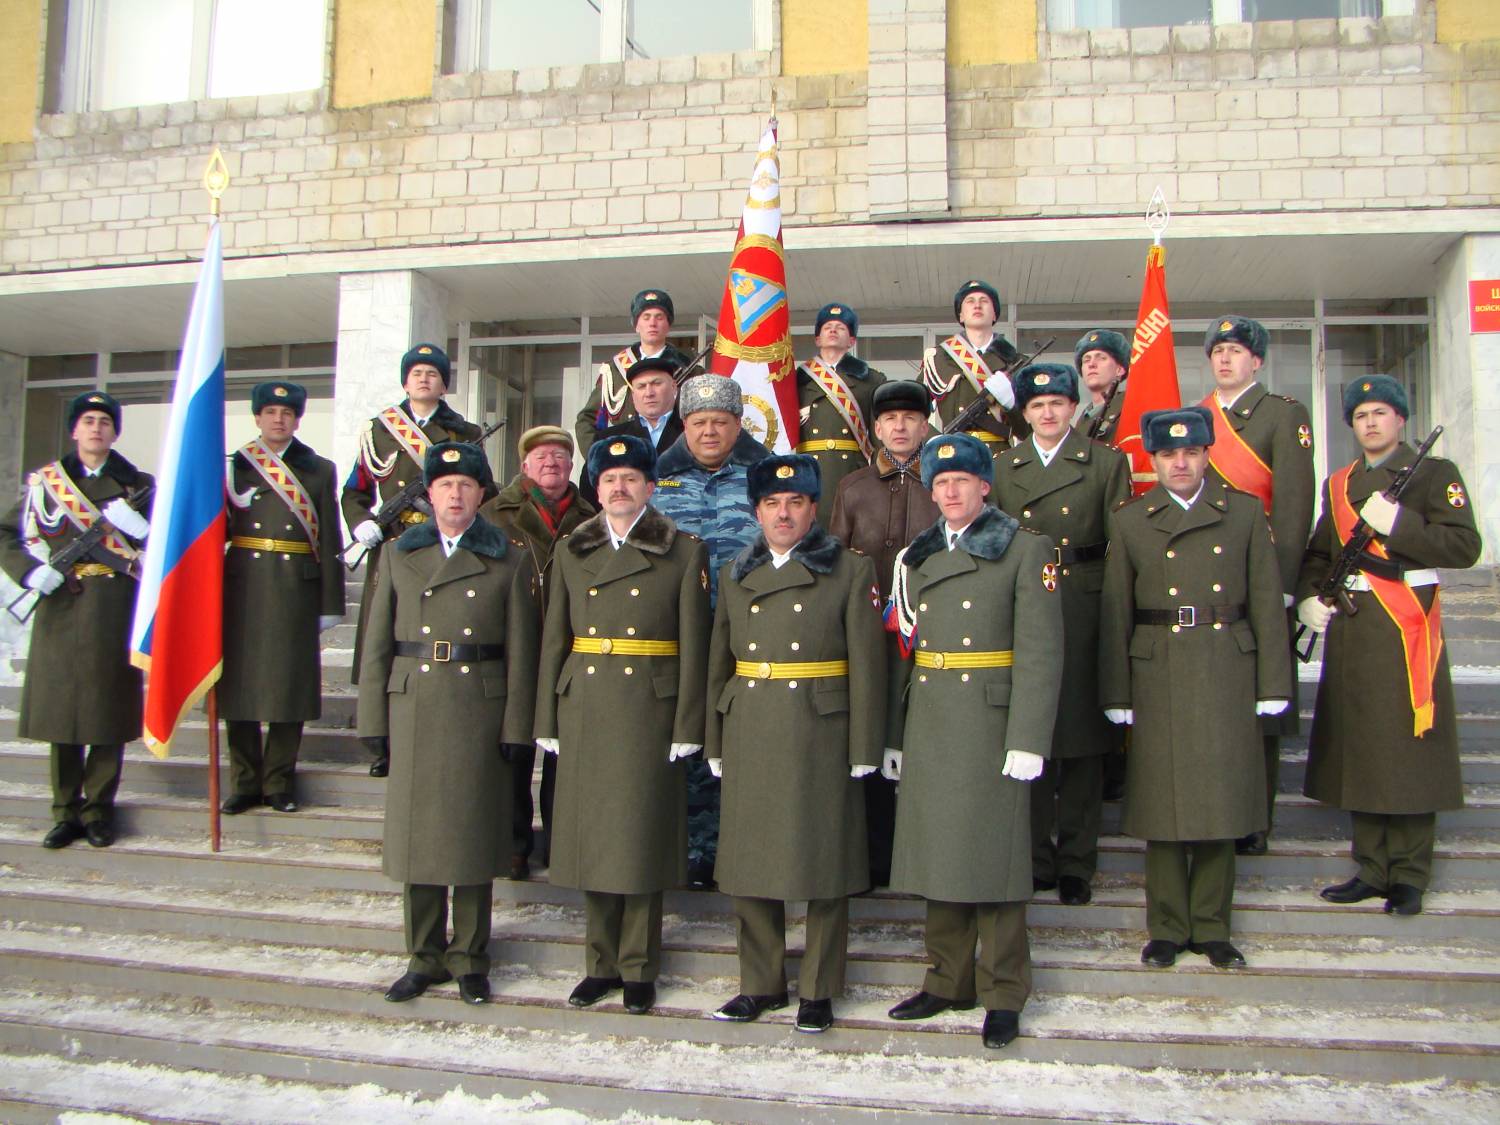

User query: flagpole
[203,148,229,854]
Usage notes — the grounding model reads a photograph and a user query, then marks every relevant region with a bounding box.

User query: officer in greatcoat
[884,433,1064,1050]
[794,302,885,522]
[580,355,686,507]
[1073,328,1129,445]
[1297,376,1481,917]
[535,434,711,1016]
[218,381,345,814]
[921,280,1027,457]
[707,454,886,1034]
[992,364,1130,906]
[358,442,538,1006]
[1100,407,1292,971]
[0,391,152,849]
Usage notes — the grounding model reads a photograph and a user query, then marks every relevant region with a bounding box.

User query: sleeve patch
[1447,483,1467,508]
[1042,562,1059,592]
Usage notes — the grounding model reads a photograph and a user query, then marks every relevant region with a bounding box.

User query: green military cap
[1142,406,1216,453]
[1203,315,1268,359]
[921,432,993,488]
[1074,328,1130,372]
[1015,363,1080,407]
[1342,374,1408,425]
[251,380,307,417]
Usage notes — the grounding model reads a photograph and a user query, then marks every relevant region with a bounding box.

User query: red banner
[1115,244,1182,495]
[1470,280,1500,334]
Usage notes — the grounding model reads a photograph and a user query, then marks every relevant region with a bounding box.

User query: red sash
[1330,462,1443,736]
[1201,394,1273,514]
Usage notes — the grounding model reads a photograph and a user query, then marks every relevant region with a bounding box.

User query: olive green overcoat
[993,430,1130,760]
[795,355,885,523]
[357,516,538,886]
[535,506,711,894]
[887,507,1065,903]
[219,439,344,722]
[1100,482,1292,842]
[707,525,885,901]
[480,475,597,617]
[1298,448,1481,814]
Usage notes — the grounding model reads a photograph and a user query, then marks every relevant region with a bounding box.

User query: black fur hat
[1142,407,1216,453]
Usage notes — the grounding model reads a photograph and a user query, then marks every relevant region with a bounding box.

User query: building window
[1045,0,1411,31]
[447,0,601,73]
[52,0,327,113]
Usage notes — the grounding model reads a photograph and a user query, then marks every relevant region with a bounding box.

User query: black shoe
[84,820,115,848]
[568,976,623,1008]
[982,1009,1020,1049]
[458,973,491,1004]
[1140,939,1181,967]
[887,991,974,1021]
[42,821,85,849]
[369,755,389,778]
[1189,940,1246,968]
[687,860,716,889]
[1032,877,1057,894]
[1058,875,1092,905]
[712,992,788,1022]
[266,793,298,813]
[1321,876,1387,904]
[623,981,656,1014]
[384,970,450,1002]
[1235,831,1268,856]
[1385,883,1423,916]
[795,998,833,1033]
[508,855,530,881]
[220,793,260,815]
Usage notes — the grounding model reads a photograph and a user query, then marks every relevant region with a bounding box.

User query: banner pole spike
[203,147,230,222]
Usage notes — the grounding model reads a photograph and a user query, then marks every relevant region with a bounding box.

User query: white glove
[1359,492,1399,535]
[536,737,560,755]
[1282,592,1294,608]
[25,565,65,595]
[1105,708,1134,725]
[668,742,701,762]
[707,757,723,778]
[103,498,149,539]
[354,520,385,548]
[881,748,903,781]
[1256,699,1290,717]
[851,764,878,779]
[984,370,1016,410]
[1002,750,1045,781]
[1297,596,1336,633]
[318,615,342,633]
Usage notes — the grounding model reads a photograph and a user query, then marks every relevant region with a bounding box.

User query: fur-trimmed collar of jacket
[400,398,471,432]
[730,522,841,582]
[394,514,509,560]
[567,505,677,557]
[656,428,770,479]
[232,437,322,475]
[60,450,143,490]
[798,353,872,382]
[904,504,1020,568]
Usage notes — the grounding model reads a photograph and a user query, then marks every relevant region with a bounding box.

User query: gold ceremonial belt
[795,439,862,453]
[572,637,680,656]
[965,430,1006,445]
[914,649,1014,670]
[71,562,115,578]
[230,536,313,554]
[736,659,849,680]
[397,510,429,525]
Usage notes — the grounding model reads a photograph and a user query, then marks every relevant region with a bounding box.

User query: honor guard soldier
[794,302,886,523]
[707,454,886,1033]
[921,280,1026,457]
[993,364,1130,906]
[884,433,1064,1050]
[574,289,699,457]
[0,391,152,849]
[1298,377,1481,917]
[358,442,538,1006]
[219,382,345,815]
[1199,316,1314,856]
[581,354,685,507]
[1073,329,1129,445]
[1100,407,1292,970]
[483,425,598,879]
[828,379,939,885]
[343,343,488,777]
[535,434,711,1016]
[652,373,771,887]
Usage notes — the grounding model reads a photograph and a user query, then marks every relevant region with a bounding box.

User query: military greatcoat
[1298,449,1481,814]
[535,507,712,893]
[993,430,1130,759]
[887,507,1065,903]
[357,517,538,886]
[923,334,1029,452]
[795,355,885,522]
[707,525,886,902]
[1100,482,1292,842]
[0,452,152,745]
[219,439,344,722]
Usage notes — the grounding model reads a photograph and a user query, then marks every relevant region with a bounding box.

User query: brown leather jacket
[827,448,940,598]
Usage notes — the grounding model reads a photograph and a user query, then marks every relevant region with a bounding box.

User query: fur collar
[233,437,321,475]
[656,428,770,479]
[800,354,871,381]
[401,398,473,434]
[730,522,842,582]
[567,505,676,557]
[61,450,142,490]
[394,514,509,560]
[905,504,1020,568]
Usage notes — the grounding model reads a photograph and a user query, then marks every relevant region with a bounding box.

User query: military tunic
[923,334,1029,454]
[1075,378,1126,446]
[794,355,886,525]
[573,342,696,456]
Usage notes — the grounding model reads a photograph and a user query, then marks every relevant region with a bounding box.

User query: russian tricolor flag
[130,222,226,757]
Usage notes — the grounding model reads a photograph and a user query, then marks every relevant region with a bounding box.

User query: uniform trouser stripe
[733,896,849,1000]
[404,882,493,977]
[922,899,1031,1011]
[1145,839,1235,944]
[49,742,123,825]
[1352,811,1436,891]
[585,890,663,982]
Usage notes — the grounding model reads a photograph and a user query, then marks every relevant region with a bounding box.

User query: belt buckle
[1052,547,1064,566]
[432,640,452,663]
[1176,606,1196,628]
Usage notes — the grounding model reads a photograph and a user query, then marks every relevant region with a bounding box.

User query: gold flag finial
[203,148,230,219]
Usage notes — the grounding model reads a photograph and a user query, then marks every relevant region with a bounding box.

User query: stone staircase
[0,574,1497,1122]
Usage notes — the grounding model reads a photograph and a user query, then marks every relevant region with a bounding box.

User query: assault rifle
[1293,425,1443,662]
[1086,374,1125,442]
[940,338,1057,436]
[7,484,155,624]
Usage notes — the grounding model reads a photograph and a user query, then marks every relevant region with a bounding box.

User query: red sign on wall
[1472,280,1500,333]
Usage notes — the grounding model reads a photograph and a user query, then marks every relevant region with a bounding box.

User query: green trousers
[1261,733,1280,835]
[404,882,493,977]
[226,720,303,797]
[1031,753,1104,882]
[1145,839,1235,944]
[732,896,849,1001]
[922,899,1031,1012]
[1352,811,1436,891]
[584,890,663,983]
[50,742,123,825]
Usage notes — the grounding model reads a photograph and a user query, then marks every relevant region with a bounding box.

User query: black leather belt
[394,641,504,662]
[1054,542,1108,566]
[1134,605,1246,628]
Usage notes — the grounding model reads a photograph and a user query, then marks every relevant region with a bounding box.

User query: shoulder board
[678,530,702,541]
[1018,526,1042,535]
[1275,394,1300,405]
[510,537,526,549]
[1113,495,1141,511]
[1222,484,1259,501]
[848,546,866,556]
